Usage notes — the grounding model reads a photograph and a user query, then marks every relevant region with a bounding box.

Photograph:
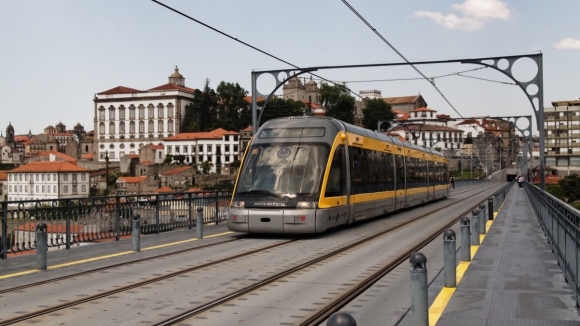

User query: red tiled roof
[9,161,89,173]
[162,166,192,175]
[245,96,265,103]
[149,83,197,93]
[186,187,203,192]
[156,186,175,193]
[98,86,144,95]
[126,154,139,159]
[411,107,436,112]
[38,150,77,163]
[301,100,322,109]
[81,152,93,160]
[382,95,418,105]
[392,124,462,132]
[392,110,407,115]
[140,160,154,165]
[149,145,164,150]
[16,223,83,234]
[117,176,147,183]
[14,136,30,142]
[241,125,252,132]
[0,171,8,181]
[165,128,239,141]
[455,119,481,126]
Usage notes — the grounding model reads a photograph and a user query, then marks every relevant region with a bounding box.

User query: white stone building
[94,67,196,162]
[6,161,90,203]
[163,128,240,174]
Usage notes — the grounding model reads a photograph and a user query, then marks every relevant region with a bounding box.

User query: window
[207,145,212,153]
[82,185,87,192]
[167,120,173,132]
[109,122,115,134]
[234,135,238,141]
[109,107,115,120]
[225,145,230,152]
[199,145,203,152]
[72,185,77,194]
[130,121,135,133]
[191,145,196,153]
[175,146,180,154]
[99,122,105,134]
[36,174,39,181]
[63,185,68,193]
[119,108,125,120]
[81,174,86,181]
[72,174,77,181]
[225,135,229,141]
[139,121,144,133]
[99,108,105,120]
[158,105,164,118]
[119,122,125,134]
[53,174,56,180]
[63,174,68,181]
[109,152,115,159]
[42,186,45,193]
[183,146,188,153]
[42,174,45,181]
[9,185,11,192]
[130,107,136,119]
[148,120,154,133]
[139,106,145,119]
[148,105,154,118]
[158,120,164,132]
[167,145,172,154]
[36,185,39,192]
[168,105,174,117]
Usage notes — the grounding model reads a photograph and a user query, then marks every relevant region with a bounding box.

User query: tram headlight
[231,201,245,208]
[296,201,317,209]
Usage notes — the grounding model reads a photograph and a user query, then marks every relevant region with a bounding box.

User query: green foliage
[259,97,304,123]
[215,81,251,131]
[202,181,234,191]
[164,154,173,164]
[0,163,16,170]
[201,160,214,174]
[229,159,241,168]
[545,185,566,201]
[182,79,219,132]
[464,134,473,144]
[173,155,186,164]
[557,174,580,202]
[107,171,123,186]
[320,83,355,124]
[361,98,394,131]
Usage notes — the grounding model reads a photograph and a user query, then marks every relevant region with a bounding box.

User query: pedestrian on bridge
[450,176,456,189]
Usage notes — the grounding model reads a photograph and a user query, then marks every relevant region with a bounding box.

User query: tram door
[323,145,349,228]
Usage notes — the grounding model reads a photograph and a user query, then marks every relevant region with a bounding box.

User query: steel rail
[154,183,502,325]
[301,182,513,325]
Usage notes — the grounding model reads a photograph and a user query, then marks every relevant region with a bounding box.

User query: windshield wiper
[237,190,279,197]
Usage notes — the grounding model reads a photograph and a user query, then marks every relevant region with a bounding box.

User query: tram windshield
[234,143,329,206]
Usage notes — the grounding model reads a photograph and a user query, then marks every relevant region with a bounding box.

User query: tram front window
[235,144,329,205]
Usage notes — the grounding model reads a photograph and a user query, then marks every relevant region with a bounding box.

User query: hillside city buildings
[2,67,577,202]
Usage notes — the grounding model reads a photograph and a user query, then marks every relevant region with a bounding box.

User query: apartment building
[544,99,580,176]
[6,161,90,203]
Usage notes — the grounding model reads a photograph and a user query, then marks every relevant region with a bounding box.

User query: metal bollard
[478,204,486,235]
[443,229,456,288]
[326,312,357,326]
[409,252,428,326]
[36,223,48,270]
[132,214,141,252]
[460,217,471,262]
[471,209,480,246]
[487,197,494,220]
[196,207,203,239]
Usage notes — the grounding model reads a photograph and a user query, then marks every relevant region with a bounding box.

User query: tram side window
[428,161,435,186]
[395,154,405,190]
[325,145,347,197]
[350,147,367,195]
[419,158,428,188]
[366,149,378,193]
[384,153,394,191]
[375,152,387,192]
[406,157,415,189]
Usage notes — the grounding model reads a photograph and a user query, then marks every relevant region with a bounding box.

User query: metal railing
[1,191,232,259]
[524,182,580,307]
[454,179,488,188]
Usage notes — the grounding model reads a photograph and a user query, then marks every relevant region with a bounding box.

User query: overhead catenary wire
[151,0,364,104]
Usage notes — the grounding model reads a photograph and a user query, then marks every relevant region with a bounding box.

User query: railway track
[0,183,503,325]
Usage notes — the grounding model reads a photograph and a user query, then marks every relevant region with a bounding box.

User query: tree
[164,154,173,164]
[464,133,473,144]
[258,97,304,124]
[201,160,214,174]
[320,83,355,124]
[182,79,219,132]
[361,98,394,131]
[216,81,251,131]
[558,174,580,203]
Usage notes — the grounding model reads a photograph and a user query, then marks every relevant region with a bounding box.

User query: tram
[227,116,449,234]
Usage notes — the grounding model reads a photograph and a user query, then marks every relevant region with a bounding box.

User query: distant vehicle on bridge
[227,116,449,234]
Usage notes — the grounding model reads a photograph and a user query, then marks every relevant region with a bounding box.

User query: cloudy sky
[1,0,578,136]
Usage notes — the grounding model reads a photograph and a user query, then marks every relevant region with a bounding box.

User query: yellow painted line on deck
[0,231,233,280]
[429,201,504,325]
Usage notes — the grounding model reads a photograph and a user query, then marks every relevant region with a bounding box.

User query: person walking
[450,176,456,189]
[518,175,524,189]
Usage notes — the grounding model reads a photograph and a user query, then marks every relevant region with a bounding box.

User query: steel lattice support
[251,53,544,188]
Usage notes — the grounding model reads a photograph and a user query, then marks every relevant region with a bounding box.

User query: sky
[1,0,579,137]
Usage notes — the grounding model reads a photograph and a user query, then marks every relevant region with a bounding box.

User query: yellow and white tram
[228,116,449,234]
